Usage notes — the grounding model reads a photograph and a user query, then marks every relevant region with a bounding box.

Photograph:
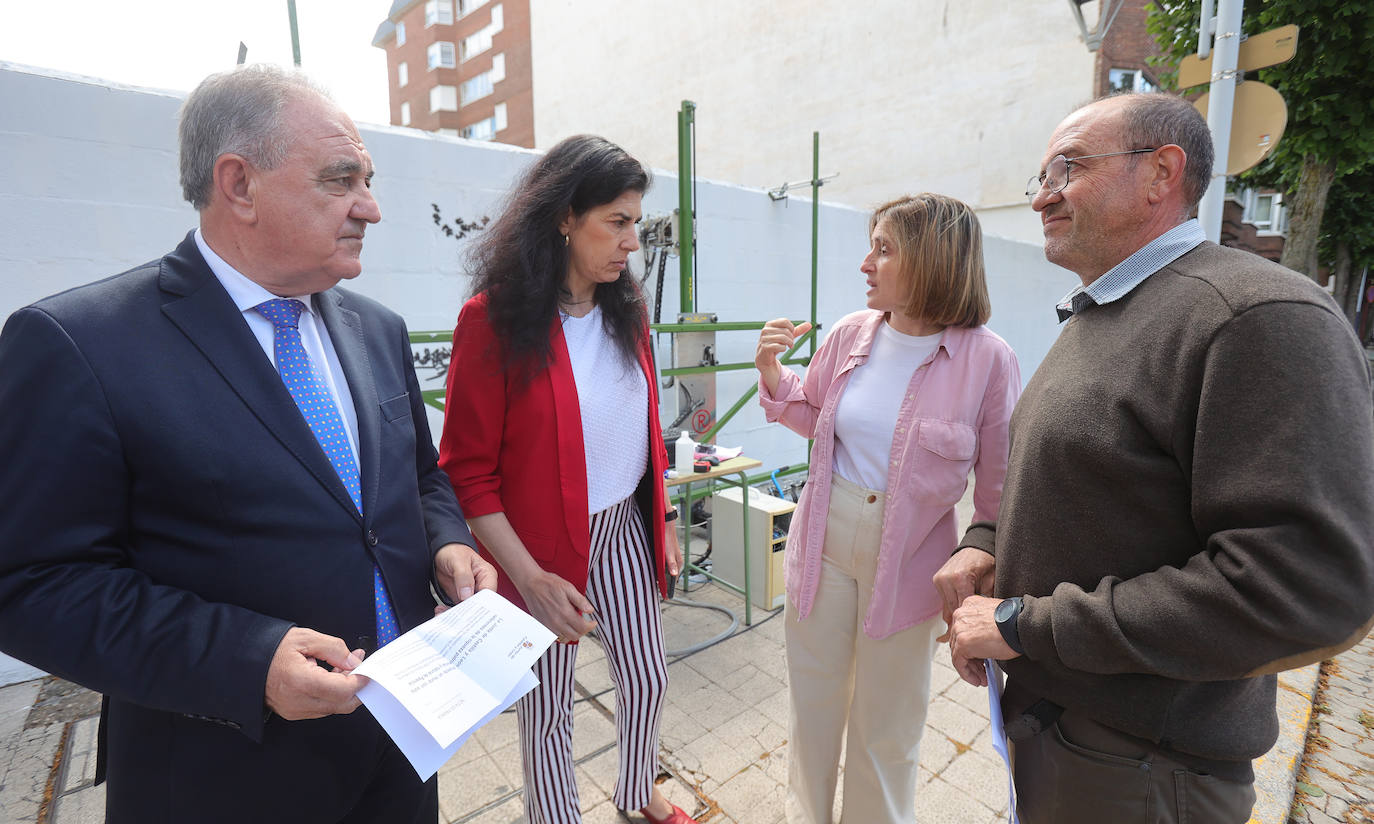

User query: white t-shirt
[560,306,650,514]
[832,322,943,491]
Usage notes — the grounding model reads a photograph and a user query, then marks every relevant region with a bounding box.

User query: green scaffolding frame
[660,101,823,451]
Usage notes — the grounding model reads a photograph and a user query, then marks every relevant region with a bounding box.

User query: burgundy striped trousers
[517,496,670,823]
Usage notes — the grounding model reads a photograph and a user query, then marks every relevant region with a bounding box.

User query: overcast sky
[0,0,391,125]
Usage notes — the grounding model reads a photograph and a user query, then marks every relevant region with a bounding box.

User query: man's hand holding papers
[354,589,555,779]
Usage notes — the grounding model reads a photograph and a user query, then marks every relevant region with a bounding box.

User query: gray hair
[1113,92,1215,208]
[178,64,331,210]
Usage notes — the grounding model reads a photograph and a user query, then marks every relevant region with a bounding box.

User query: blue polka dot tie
[255,299,400,648]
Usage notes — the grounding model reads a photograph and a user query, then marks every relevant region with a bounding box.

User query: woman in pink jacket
[754,193,1020,824]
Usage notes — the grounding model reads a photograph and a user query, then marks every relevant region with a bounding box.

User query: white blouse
[560,306,650,514]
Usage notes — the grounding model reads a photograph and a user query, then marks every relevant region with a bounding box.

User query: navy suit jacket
[0,232,473,821]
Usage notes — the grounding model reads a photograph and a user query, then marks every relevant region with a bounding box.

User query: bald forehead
[1041,99,1127,165]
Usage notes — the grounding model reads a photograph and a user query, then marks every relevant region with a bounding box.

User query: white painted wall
[979,202,1053,245]
[528,0,1094,241]
[0,61,1074,527]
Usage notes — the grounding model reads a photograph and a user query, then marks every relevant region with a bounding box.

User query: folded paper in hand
[355,589,555,779]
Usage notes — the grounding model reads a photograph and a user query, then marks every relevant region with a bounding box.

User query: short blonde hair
[870,193,990,328]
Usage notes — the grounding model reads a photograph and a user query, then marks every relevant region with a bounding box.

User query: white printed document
[985,659,1020,824]
[355,589,555,779]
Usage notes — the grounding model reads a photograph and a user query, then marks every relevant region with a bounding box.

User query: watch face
[995,598,1017,623]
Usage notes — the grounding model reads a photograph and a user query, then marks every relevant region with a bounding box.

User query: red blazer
[439,293,670,609]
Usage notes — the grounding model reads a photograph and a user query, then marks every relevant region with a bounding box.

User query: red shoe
[639,802,699,824]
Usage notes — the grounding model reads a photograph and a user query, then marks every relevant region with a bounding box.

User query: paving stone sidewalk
[1286,631,1374,824]
[0,677,100,824]
[432,577,1013,824]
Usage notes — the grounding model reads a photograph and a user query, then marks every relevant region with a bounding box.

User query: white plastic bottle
[675,431,696,476]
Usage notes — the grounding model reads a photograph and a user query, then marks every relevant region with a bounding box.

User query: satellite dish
[1193,81,1288,175]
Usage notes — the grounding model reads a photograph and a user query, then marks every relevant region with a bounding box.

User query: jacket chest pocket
[377,392,418,466]
[910,419,977,507]
[380,392,412,423]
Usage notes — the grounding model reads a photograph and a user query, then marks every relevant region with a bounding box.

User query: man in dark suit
[0,65,495,823]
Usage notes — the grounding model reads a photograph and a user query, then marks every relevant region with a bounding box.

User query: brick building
[372,0,533,147]
[1093,0,1164,97]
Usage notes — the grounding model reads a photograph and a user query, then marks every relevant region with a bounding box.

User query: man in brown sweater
[936,93,1374,823]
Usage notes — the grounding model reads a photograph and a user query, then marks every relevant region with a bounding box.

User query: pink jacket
[759,310,1020,638]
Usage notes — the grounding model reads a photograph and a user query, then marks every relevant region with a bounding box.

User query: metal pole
[287,0,302,66]
[808,132,820,462]
[1196,0,1216,59]
[1198,0,1243,243]
[809,131,819,359]
[677,101,696,313]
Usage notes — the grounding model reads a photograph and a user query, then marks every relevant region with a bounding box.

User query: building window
[427,41,456,70]
[438,128,460,136]
[395,22,406,46]
[457,57,504,105]
[400,102,411,126]
[425,0,454,27]
[462,116,496,141]
[1242,189,1287,234]
[461,71,494,104]
[458,0,489,16]
[430,85,458,113]
[494,102,507,132]
[462,30,492,61]
[1108,68,1157,94]
[461,4,503,61]
[397,62,408,88]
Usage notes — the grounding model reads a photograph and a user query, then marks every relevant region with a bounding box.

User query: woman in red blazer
[439,135,694,824]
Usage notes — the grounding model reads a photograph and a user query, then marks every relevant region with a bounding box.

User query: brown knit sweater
[961,241,1374,763]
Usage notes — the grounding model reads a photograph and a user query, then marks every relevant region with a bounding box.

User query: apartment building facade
[372,0,533,147]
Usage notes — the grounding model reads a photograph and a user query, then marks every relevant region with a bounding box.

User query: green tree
[1322,168,1374,327]
[1145,0,1374,312]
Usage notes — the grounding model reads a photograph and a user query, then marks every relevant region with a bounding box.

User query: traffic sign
[1178,24,1299,89]
[1192,81,1288,175]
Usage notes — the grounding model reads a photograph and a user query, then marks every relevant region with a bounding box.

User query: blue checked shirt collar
[1056,219,1207,317]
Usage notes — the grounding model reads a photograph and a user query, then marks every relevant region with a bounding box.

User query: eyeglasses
[1025,148,1157,201]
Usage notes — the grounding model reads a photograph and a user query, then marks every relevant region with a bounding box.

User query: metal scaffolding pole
[286,1,302,66]
[810,132,819,360]
[677,100,696,313]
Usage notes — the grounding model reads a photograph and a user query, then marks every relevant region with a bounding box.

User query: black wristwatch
[994,596,1025,655]
[664,507,679,523]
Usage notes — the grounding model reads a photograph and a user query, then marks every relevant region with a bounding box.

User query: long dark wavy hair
[468,134,650,377]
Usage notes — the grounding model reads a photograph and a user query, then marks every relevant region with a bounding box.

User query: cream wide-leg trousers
[785,473,942,824]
